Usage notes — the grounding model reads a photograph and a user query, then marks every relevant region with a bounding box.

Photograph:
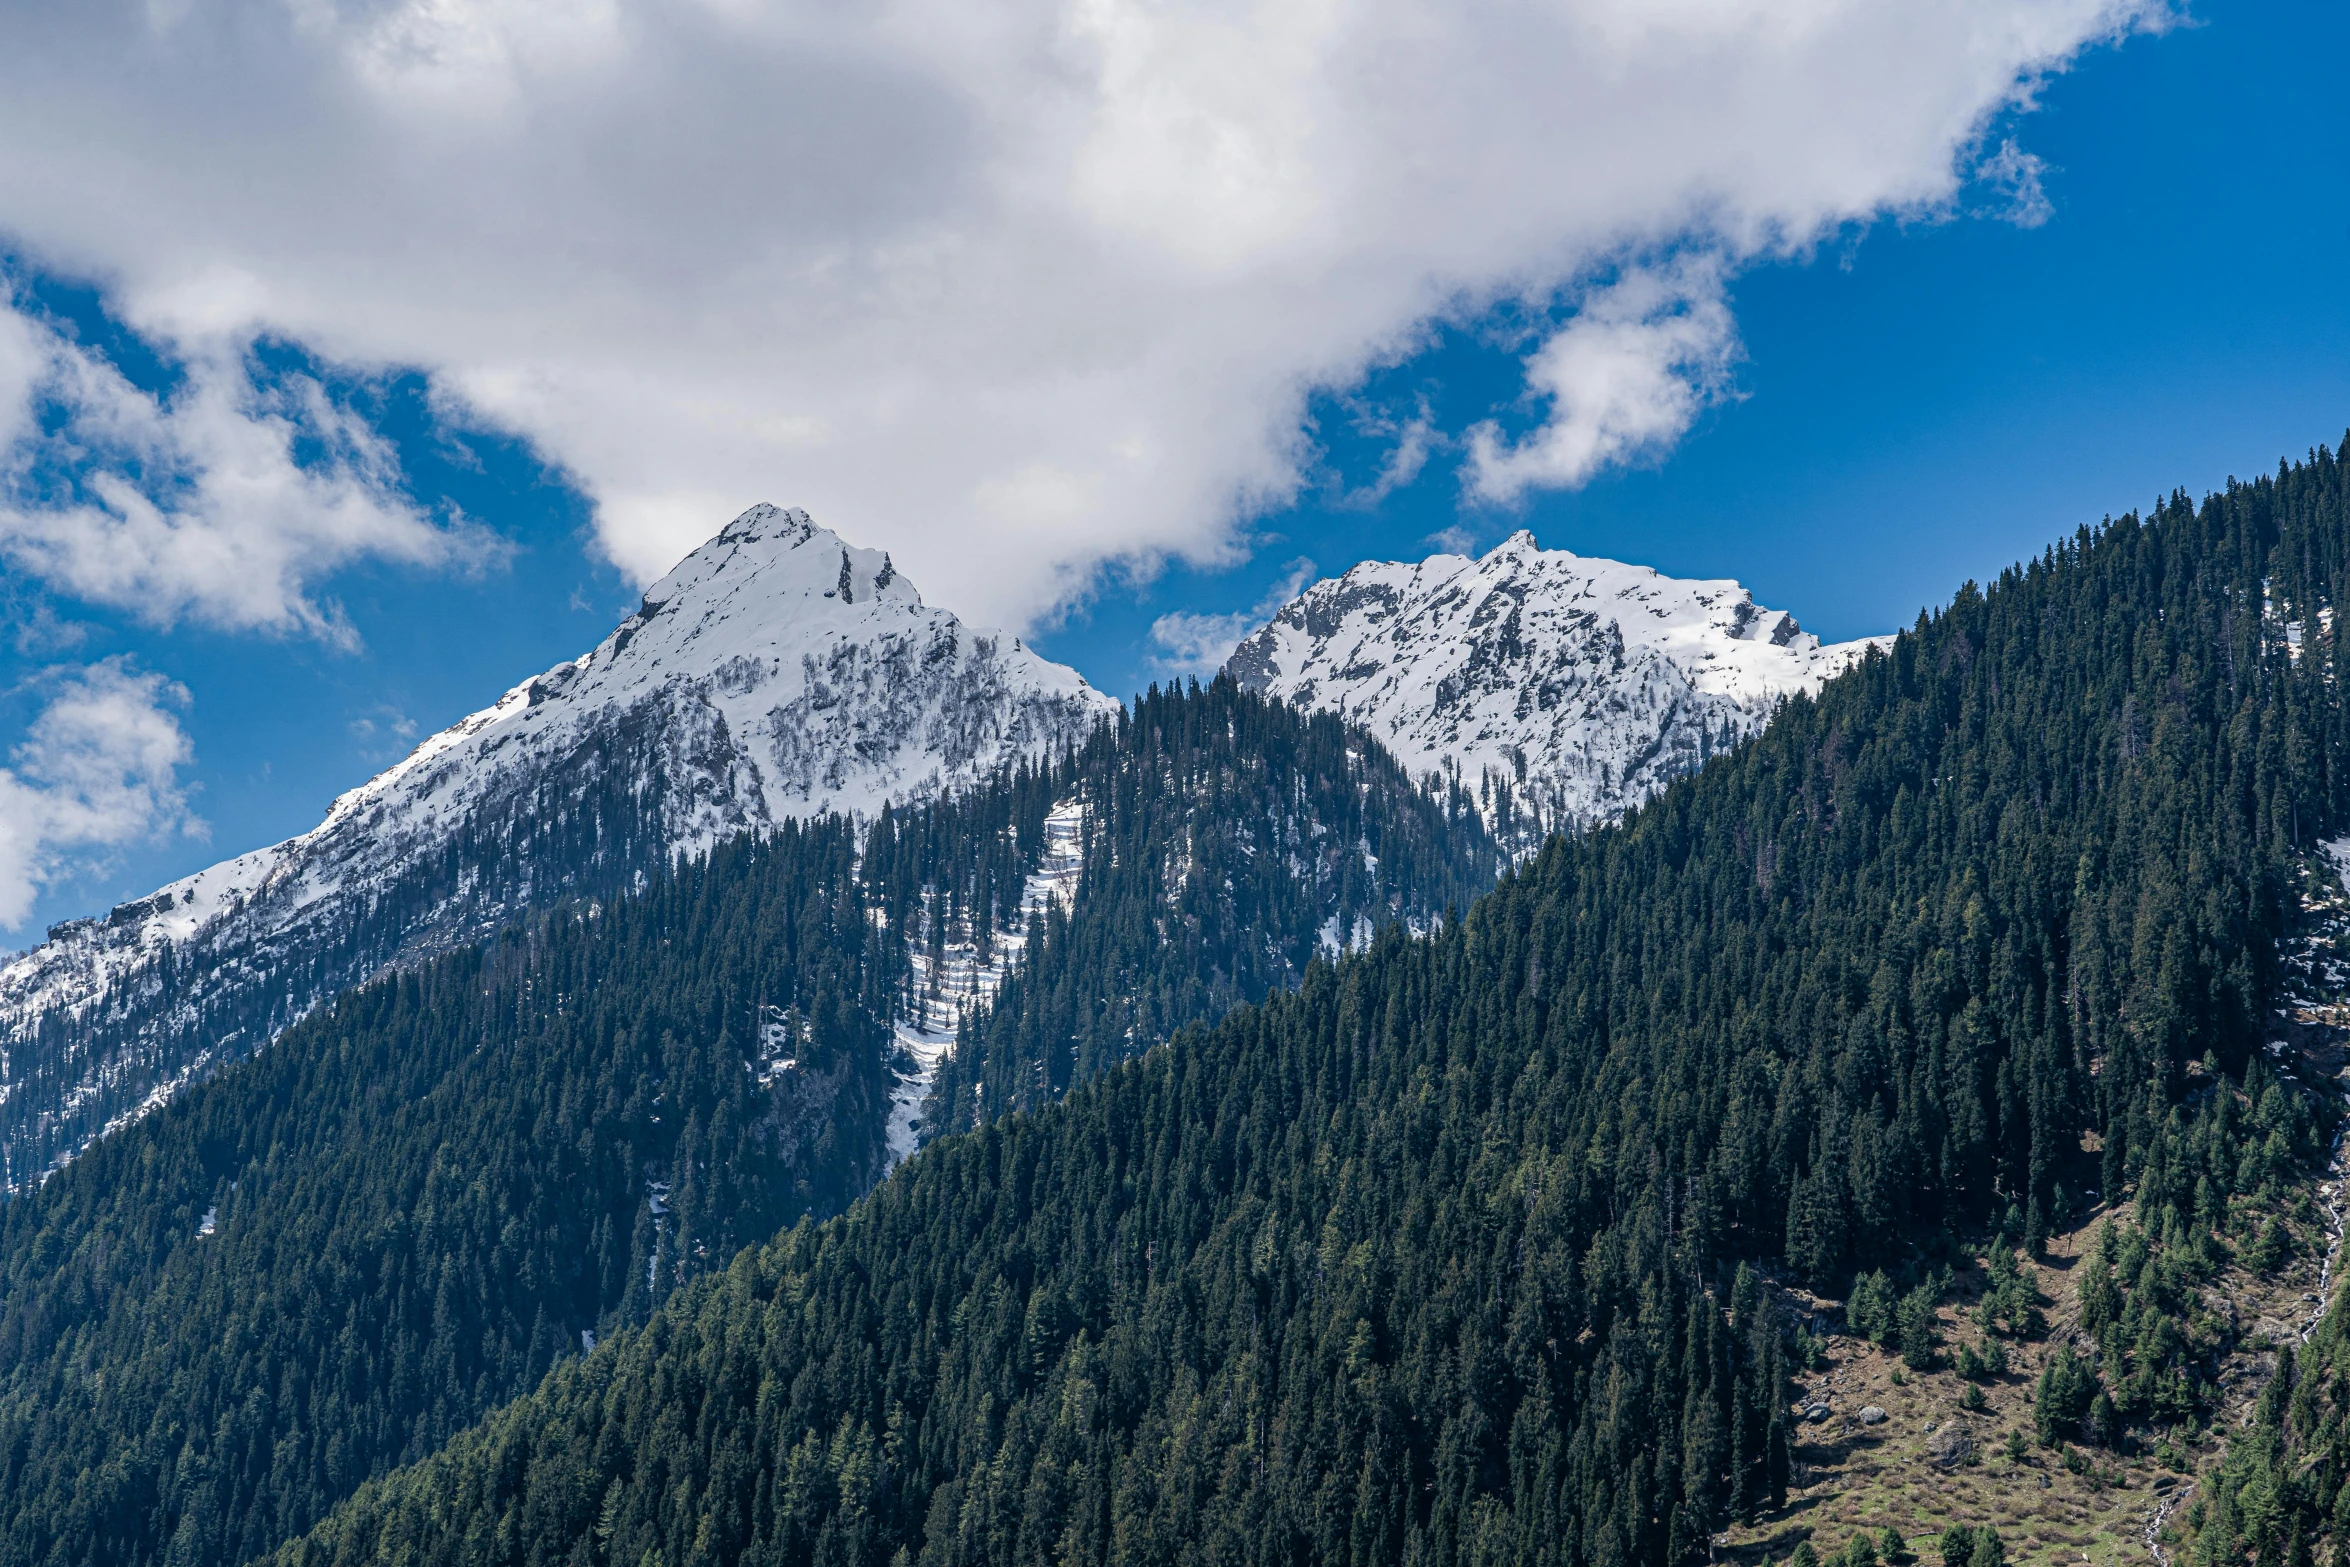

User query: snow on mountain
[0,504,1114,1187]
[1225,530,1886,837]
[884,794,1088,1169]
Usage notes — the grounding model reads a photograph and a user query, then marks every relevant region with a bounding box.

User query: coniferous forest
[0,823,892,1567]
[239,447,2350,1567]
[0,442,2347,1567]
[0,682,1492,1567]
[923,679,1498,1133]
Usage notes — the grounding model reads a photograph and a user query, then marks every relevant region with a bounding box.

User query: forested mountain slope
[276,444,2350,1567]
[1707,847,2350,1567]
[2215,1222,2350,1566]
[0,684,1494,1567]
[920,678,1496,1136]
[0,824,891,1567]
[0,505,1112,1190]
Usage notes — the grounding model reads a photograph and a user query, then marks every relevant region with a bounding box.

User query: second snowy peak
[1226,529,1887,835]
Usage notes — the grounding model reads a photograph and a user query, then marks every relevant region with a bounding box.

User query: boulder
[1926,1421,1974,1470]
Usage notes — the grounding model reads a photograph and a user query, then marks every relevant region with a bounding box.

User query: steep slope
[0,824,897,1567]
[883,795,1088,1167]
[920,676,1498,1137]
[0,682,1496,1567]
[1225,529,1884,844]
[0,504,1114,1188]
[2141,849,2350,1567]
[272,444,2350,1567]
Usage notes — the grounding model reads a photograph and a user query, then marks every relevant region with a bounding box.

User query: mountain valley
[0,673,1497,1567]
[240,445,2350,1567]
[1,444,2349,1567]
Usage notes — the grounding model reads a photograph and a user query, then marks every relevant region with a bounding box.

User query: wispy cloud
[1974,138,2055,228]
[348,704,423,765]
[5,597,87,657]
[0,659,201,930]
[1338,401,1442,510]
[1148,558,1320,680]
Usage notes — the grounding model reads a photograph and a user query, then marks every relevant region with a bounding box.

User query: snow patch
[884,795,1086,1168]
[2324,837,2350,900]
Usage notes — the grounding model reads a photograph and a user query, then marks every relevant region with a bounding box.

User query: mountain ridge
[0,504,1114,1186]
[0,678,1501,1567]
[261,447,2350,1567]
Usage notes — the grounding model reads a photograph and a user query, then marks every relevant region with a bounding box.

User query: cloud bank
[0,660,199,930]
[0,0,2160,631]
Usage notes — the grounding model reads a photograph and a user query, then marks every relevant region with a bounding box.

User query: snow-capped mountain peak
[0,505,1113,1187]
[319,503,1099,837]
[1226,531,1886,835]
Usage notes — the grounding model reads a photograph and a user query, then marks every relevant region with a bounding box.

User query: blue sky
[1048,0,2350,681]
[1,0,2345,944]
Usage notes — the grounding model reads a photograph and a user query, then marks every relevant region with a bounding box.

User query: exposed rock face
[1226,530,1886,842]
[0,505,1115,1187]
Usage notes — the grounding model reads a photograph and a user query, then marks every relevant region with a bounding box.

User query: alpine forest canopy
[920,677,1499,1136]
[0,680,1495,1567]
[271,444,2350,1567]
[0,821,895,1567]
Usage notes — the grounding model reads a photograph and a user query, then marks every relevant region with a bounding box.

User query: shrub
[1959,1338,2008,1381]
[1978,1248,2045,1338]
[2244,1217,2288,1274]
[1940,1525,2005,1567]
[1898,1281,1943,1369]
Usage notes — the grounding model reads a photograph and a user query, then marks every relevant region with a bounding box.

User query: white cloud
[0,659,200,930]
[1149,557,1319,678]
[1465,256,1741,504]
[1975,137,2055,228]
[1338,399,1441,510]
[0,0,2163,629]
[0,300,498,644]
[348,703,422,764]
[6,600,88,657]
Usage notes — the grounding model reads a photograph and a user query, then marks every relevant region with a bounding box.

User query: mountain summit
[310,502,1113,834]
[1225,530,1884,835]
[0,505,1113,1186]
